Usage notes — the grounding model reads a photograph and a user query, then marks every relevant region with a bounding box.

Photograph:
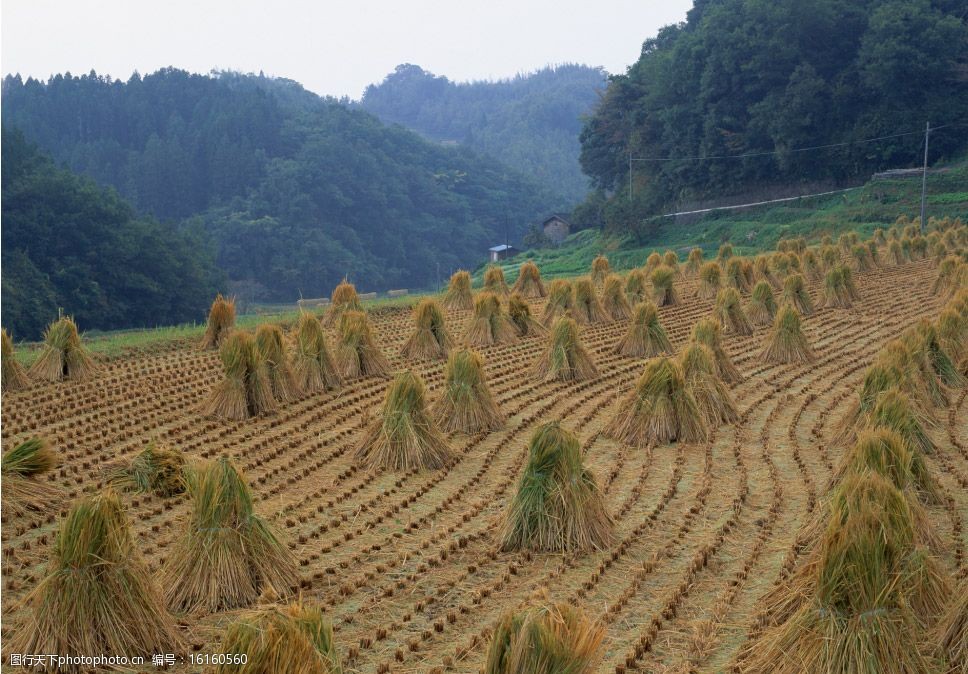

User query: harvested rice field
[2,226,967,673]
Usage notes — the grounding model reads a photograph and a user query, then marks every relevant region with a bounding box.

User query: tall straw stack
[531,317,598,382]
[400,298,454,361]
[613,301,672,358]
[651,266,678,306]
[464,292,520,346]
[591,254,610,285]
[624,269,649,305]
[500,423,613,553]
[692,318,743,385]
[202,294,236,349]
[541,279,574,326]
[780,273,814,315]
[748,280,778,325]
[323,279,363,327]
[572,278,612,324]
[697,262,722,300]
[1,436,62,516]
[600,274,632,321]
[334,310,391,379]
[679,343,738,428]
[713,287,753,336]
[432,349,505,434]
[1,328,30,391]
[604,357,707,446]
[29,316,97,382]
[164,457,298,612]
[13,491,182,665]
[760,305,815,363]
[685,247,704,276]
[508,293,547,337]
[203,331,276,420]
[256,324,301,403]
[511,260,546,298]
[291,313,342,394]
[484,265,511,296]
[355,371,453,471]
[443,270,474,310]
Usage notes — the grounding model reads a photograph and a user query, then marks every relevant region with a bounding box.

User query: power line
[629,123,959,164]
[657,185,864,219]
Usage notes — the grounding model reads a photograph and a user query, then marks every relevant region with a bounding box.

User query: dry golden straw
[760,304,815,364]
[692,318,743,385]
[1,328,30,391]
[256,323,301,402]
[400,298,454,361]
[508,293,547,337]
[202,294,236,349]
[164,457,298,612]
[679,343,738,428]
[442,270,474,310]
[530,317,599,382]
[355,370,453,471]
[601,274,632,321]
[203,330,277,420]
[432,349,505,434]
[500,423,613,553]
[334,310,391,379]
[1,436,62,516]
[323,279,363,327]
[511,260,546,298]
[541,279,574,326]
[484,265,511,296]
[713,287,753,336]
[464,292,520,346]
[291,312,342,394]
[572,278,612,325]
[29,316,97,382]
[613,301,671,358]
[604,357,708,446]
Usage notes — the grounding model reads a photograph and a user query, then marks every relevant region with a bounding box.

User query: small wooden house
[542,215,571,245]
[489,244,516,262]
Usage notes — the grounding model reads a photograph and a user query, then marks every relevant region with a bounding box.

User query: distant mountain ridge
[2,68,562,304]
[360,63,606,203]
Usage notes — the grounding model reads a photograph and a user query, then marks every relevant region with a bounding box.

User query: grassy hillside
[483,163,968,282]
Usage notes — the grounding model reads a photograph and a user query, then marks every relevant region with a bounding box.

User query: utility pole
[629,152,633,201]
[920,121,930,234]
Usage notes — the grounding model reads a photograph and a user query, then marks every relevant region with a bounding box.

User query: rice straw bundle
[873,228,887,246]
[601,274,632,321]
[679,343,738,427]
[644,251,662,275]
[202,294,236,349]
[725,258,750,292]
[508,293,547,337]
[663,250,680,270]
[717,242,734,264]
[107,442,186,497]
[29,316,97,382]
[779,273,814,316]
[613,301,671,358]
[1,436,62,516]
[572,278,612,325]
[742,472,948,674]
[692,318,743,385]
[499,422,613,552]
[801,249,822,281]
[685,247,704,276]
[754,255,780,289]
[851,244,874,271]
[839,428,938,505]
[511,260,546,298]
[464,292,520,346]
[713,287,753,336]
[865,388,936,456]
[820,245,839,270]
[936,308,967,372]
[932,256,963,296]
[760,305,815,364]
[215,601,341,674]
[400,298,454,361]
[432,349,505,434]
[334,310,391,379]
[203,331,276,420]
[443,270,474,310]
[2,328,30,392]
[323,279,363,327]
[887,240,906,265]
[164,457,298,612]
[256,324,301,403]
[604,357,707,446]
[934,580,968,674]
[771,252,791,279]
[867,239,881,266]
[650,265,678,306]
[291,313,342,394]
[485,600,604,674]
[821,266,853,309]
[590,254,610,285]
[530,317,599,382]
[13,491,182,665]
[624,269,649,305]
[748,281,778,325]
[904,319,965,390]
[697,262,722,300]
[484,265,511,296]
[355,370,453,471]
[541,279,574,326]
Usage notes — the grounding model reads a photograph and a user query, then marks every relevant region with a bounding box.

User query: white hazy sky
[2,0,692,98]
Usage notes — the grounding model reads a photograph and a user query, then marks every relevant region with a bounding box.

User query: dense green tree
[2,69,563,302]
[1,128,224,339]
[578,0,968,233]
[360,64,606,202]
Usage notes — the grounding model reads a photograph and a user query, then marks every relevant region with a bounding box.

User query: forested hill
[361,64,606,203]
[578,0,968,236]
[1,69,562,303]
[1,129,223,340]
